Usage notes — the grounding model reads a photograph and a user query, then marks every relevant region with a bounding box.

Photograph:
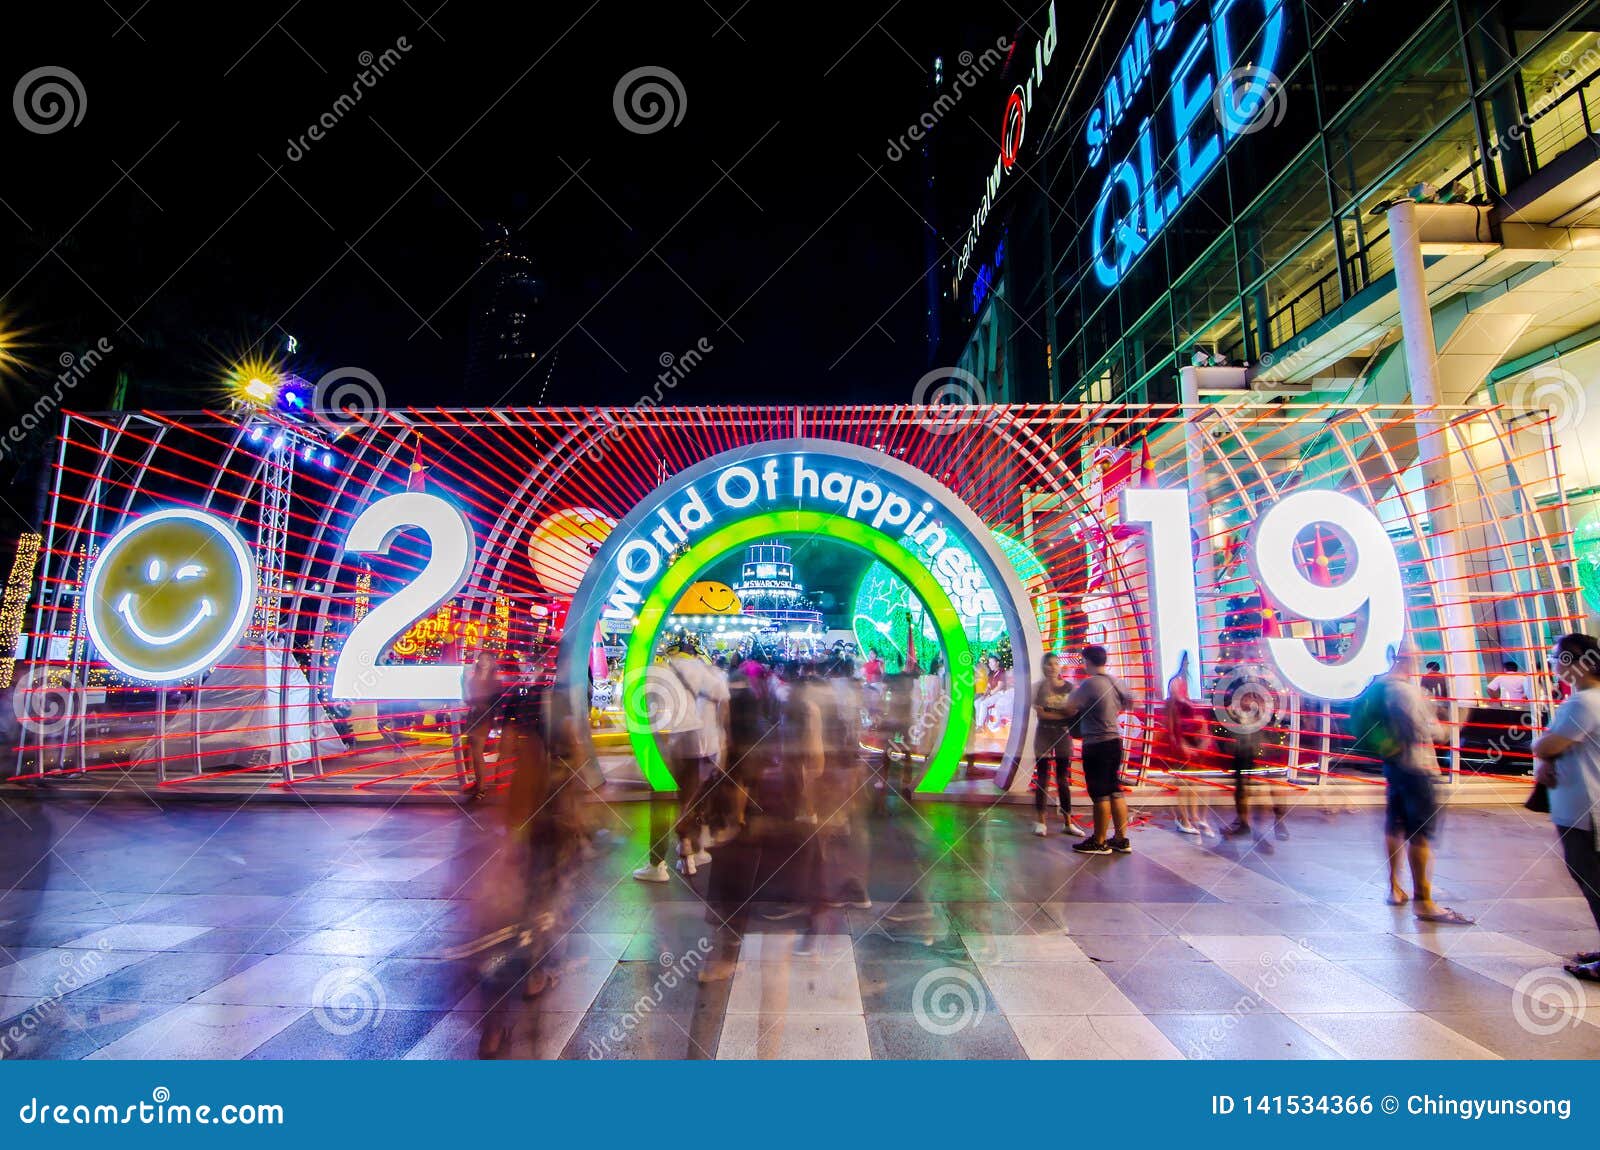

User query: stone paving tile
[1,797,1596,1059]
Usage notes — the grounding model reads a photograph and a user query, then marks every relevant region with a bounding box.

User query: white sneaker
[1033,821,1048,837]
[632,861,669,883]
[1176,820,1200,836]
[691,849,712,866]
[676,854,697,876]
[1063,819,1089,838]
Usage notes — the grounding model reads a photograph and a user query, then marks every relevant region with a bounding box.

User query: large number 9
[331,492,477,701]
[1249,489,1404,701]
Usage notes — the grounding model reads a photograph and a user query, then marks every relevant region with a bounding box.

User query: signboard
[1085,0,1289,288]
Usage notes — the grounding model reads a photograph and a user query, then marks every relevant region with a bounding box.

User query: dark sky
[2,0,1070,423]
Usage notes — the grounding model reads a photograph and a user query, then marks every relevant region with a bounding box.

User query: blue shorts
[1383,762,1441,842]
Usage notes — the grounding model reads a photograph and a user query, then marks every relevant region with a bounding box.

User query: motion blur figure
[471,691,587,1058]
[1157,653,1208,836]
[461,651,505,798]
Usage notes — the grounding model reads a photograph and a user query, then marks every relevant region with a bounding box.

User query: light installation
[15,403,1577,794]
[83,509,254,683]
[622,509,976,793]
[851,527,1061,663]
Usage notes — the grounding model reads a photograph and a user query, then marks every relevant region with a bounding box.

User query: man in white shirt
[1532,633,1600,981]
[1487,660,1532,704]
[633,638,730,883]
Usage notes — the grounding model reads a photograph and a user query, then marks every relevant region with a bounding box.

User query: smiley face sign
[84,508,255,682]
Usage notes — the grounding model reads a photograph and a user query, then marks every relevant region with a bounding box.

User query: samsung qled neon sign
[1085,0,1288,289]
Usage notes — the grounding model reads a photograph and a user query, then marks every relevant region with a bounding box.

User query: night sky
[3,0,1072,438]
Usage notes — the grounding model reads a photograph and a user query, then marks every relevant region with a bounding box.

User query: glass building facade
[953,0,1600,405]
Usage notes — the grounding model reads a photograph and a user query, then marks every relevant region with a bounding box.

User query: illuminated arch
[556,438,1044,793]
[623,510,975,792]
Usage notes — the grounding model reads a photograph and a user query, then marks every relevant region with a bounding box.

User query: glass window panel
[1244,224,1342,356]
[1236,144,1334,288]
[1326,13,1471,207]
[1173,235,1240,347]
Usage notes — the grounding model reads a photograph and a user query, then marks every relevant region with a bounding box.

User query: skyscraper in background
[464,222,544,398]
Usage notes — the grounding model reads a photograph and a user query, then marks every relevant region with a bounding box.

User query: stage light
[248,426,263,443]
[321,452,333,468]
[271,435,285,451]
[244,379,273,403]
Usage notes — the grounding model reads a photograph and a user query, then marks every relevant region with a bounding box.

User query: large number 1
[1120,486,1201,697]
[331,492,477,701]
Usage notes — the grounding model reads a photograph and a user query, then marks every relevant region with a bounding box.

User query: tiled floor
[0,794,1597,1059]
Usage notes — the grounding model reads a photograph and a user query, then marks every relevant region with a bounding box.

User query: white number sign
[331,492,477,701]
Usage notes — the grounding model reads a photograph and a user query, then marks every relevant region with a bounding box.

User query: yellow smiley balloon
[85,508,255,682]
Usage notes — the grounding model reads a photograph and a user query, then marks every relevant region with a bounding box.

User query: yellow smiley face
[675,580,741,616]
[85,509,255,682]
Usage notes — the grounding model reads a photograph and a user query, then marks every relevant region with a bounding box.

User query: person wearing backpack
[1356,651,1473,924]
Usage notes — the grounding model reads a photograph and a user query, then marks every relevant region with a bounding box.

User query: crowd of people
[449,627,1600,1055]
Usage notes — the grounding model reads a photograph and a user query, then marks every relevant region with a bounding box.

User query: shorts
[1383,762,1441,842]
[1081,739,1124,801]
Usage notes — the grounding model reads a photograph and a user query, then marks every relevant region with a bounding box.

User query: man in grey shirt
[1533,632,1600,981]
[1066,645,1134,856]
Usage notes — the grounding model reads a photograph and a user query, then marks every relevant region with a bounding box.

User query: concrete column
[1388,202,1483,710]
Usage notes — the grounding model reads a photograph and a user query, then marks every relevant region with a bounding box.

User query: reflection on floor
[0,795,1596,1059]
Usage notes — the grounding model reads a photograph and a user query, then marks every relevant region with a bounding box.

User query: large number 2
[331,492,477,701]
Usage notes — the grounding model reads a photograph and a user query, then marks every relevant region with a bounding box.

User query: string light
[0,533,41,689]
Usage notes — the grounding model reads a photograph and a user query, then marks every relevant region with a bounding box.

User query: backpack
[1348,679,1402,761]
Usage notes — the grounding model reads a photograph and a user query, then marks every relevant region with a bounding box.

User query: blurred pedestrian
[1031,653,1083,837]
[461,651,504,798]
[1157,653,1207,836]
[1356,652,1472,923]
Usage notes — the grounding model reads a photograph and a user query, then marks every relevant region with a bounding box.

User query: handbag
[1525,781,1551,813]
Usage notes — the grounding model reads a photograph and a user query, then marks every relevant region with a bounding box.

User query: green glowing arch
[625,509,975,794]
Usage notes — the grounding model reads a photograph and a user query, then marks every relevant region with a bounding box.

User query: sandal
[1414,907,1475,925]
[1573,950,1600,964]
[1563,960,1600,982]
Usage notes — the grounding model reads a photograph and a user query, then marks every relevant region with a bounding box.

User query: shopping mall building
[950,0,1600,622]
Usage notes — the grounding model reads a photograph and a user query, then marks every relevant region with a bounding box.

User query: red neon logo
[1000,89,1025,169]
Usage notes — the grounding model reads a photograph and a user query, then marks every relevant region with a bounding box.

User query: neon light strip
[624,509,975,794]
